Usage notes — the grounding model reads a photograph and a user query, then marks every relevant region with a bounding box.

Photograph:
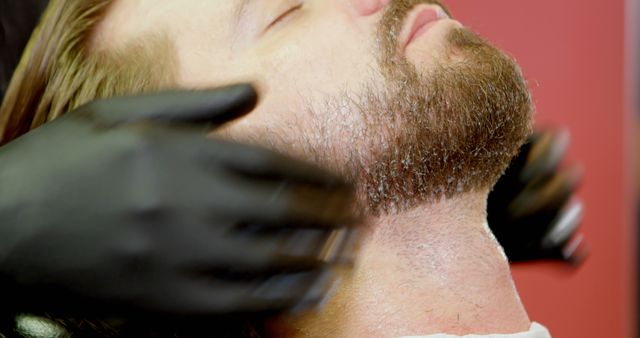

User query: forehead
[97,0,236,50]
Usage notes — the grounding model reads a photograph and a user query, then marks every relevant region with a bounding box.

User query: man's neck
[272,192,531,338]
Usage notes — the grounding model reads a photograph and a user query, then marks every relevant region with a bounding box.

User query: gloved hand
[488,129,587,265]
[0,85,357,319]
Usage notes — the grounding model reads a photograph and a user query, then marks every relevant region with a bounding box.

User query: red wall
[444,1,634,337]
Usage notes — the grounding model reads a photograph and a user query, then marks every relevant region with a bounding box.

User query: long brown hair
[0,0,175,145]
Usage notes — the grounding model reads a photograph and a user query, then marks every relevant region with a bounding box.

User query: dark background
[0,0,49,100]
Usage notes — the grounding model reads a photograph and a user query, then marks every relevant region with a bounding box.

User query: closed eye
[266,3,303,31]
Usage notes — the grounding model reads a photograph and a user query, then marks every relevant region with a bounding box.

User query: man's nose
[349,0,392,16]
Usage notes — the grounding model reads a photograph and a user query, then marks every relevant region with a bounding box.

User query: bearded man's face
[102,0,533,213]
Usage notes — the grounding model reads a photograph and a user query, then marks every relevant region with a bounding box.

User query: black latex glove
[0,85,356,319]
[488,129,587,265]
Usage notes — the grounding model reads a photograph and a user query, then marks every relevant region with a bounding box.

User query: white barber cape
[400,322,551,338]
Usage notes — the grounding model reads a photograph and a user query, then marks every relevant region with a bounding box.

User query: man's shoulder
[398,322,551,338]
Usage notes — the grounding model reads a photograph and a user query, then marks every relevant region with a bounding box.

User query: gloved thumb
[81,84,258,128]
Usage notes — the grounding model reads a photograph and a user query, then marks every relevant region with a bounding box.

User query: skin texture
[96,0,533,336]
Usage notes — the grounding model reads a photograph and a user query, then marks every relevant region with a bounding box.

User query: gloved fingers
[288,227,358,266]
[179,235,323,274]
[278,182,356,226]
[521,129,570,183]
[172,269,336,315]
[508,165,581,218]
[254,269,338,315]
[506,201,586,264]
[199,173,355,228]
[77,85,258,128]
[488,141,533,206]
[542,200,584,249]
[231,226,358,265]
[517,233,588,264]
[561,233,589,265]
[197,139,348,188]
[488,129,586,265]
[183,227,355,275]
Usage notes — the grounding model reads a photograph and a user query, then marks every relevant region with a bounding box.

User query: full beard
[307,25,532,214]
[351,23,534,214]
[219,3,533,216]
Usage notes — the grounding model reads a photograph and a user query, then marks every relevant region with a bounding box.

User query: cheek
[206,10,386,146]
[222,22,385,147]
[254,27,380,107]
[174,33,256,88]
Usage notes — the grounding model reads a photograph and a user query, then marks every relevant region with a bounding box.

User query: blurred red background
[444,0,636,337]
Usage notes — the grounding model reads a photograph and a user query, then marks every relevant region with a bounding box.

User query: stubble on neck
[270,192,531,338]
